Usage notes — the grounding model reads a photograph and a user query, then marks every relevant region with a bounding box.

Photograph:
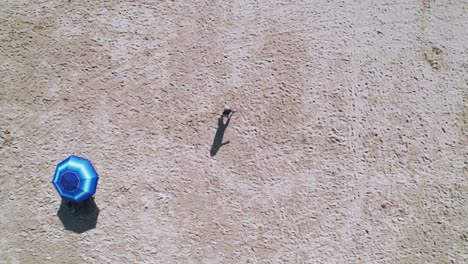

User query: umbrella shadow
[210,116,231,157]
[57,198,100,233]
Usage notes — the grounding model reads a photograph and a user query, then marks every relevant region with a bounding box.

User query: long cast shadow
[57,198,100,233]
[210,116,230,157]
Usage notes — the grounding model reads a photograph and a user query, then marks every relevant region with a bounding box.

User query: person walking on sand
[67,195,95,214]
[222,102,236,120]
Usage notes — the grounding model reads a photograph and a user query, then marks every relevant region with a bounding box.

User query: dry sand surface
[1,0,467,263]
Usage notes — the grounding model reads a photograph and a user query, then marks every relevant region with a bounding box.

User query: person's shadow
[57,198,100,233]
[210,116,231,157]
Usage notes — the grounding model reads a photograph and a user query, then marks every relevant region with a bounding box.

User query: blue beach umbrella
[52,155,99,203]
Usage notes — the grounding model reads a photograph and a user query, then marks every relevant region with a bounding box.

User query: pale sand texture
[0,0,467,263]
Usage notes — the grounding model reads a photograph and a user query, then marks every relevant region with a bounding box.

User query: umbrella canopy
[52,155,99,203]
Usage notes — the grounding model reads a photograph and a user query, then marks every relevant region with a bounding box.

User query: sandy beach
[0,0,467,263]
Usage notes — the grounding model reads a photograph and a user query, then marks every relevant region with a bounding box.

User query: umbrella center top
[60,171,80,192]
